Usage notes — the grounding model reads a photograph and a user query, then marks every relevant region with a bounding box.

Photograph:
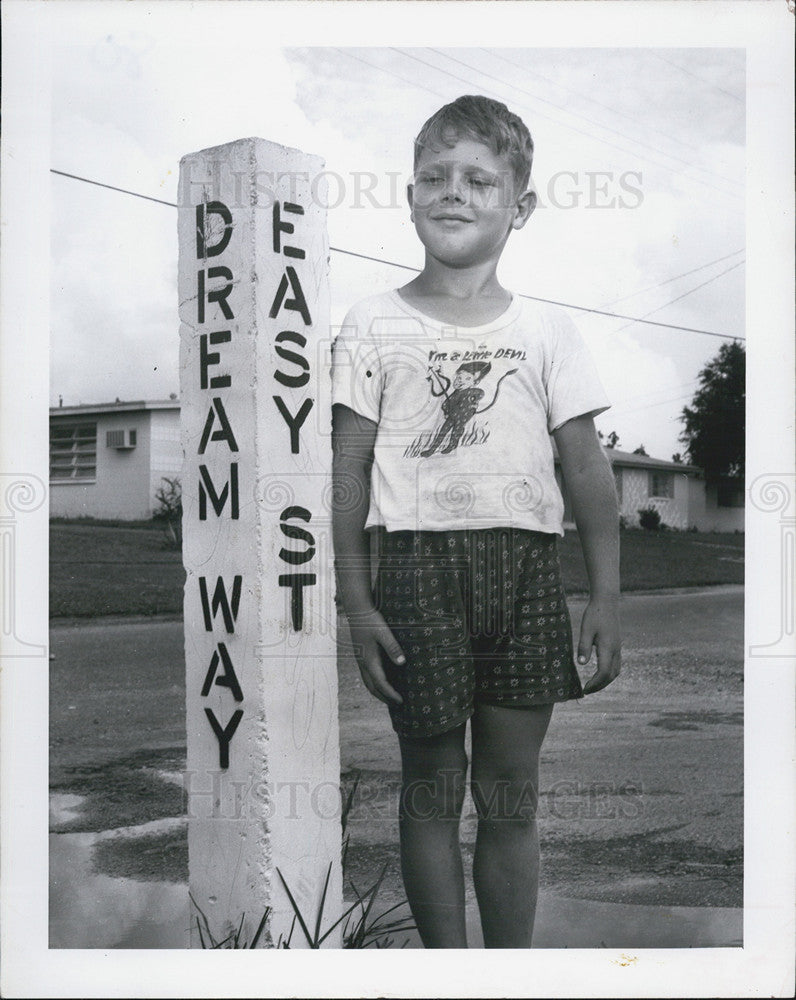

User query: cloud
[49,32,745,462]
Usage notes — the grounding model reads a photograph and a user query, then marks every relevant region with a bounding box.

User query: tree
[679,341,745,479]
[598,429,620,449]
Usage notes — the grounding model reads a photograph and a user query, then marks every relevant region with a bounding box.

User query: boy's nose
[441,175,465,202]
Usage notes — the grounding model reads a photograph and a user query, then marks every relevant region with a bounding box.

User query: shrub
[153,477,182,549]
[638,506,662,531]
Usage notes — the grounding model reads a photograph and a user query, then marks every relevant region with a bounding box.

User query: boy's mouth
[432,213,472,224]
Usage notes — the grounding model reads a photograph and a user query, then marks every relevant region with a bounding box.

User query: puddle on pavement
[532,892,743,948]
[50,831,189,948]
[50,794,189,948]
[50,790,741,950]
[49,793,86,827]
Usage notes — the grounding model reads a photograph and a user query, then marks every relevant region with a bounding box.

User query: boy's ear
[512,188,537,230]
[407,182,415,221]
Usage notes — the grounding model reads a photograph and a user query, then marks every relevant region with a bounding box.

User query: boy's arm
[553,414,621,694]
[332,403,404,705]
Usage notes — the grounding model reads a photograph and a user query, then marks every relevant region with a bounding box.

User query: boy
[331,95,621,949]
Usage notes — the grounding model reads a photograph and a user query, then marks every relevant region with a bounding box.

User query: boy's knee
[401,763,467,822]
[471,769,539,824]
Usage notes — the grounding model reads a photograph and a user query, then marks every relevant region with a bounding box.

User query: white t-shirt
[331,289,610,535]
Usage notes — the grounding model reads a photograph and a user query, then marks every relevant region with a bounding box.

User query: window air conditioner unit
[106,429,137,450]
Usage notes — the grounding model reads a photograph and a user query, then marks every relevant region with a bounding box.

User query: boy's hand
[345,608,405,705]
[577,597,622,695]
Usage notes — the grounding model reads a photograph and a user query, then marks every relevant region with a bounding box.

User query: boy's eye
[469,177,494,188]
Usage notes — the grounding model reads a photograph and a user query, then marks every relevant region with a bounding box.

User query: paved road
[50,586,743,935]
[337,587,744,908]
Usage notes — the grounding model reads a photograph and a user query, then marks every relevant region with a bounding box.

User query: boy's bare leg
[398,723,468,948]
[471,702,554,948]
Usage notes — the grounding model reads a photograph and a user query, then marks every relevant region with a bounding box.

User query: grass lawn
[50,521,185,618]
[560,527,743,592]
[49,520,743,619]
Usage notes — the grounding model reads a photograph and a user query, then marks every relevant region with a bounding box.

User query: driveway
[49,586,743,947]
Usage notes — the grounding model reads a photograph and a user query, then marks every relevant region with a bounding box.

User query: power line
[603,249,744,308]
[612,376,700,410]
[651,53,743,104]
[611,386,701,417]
[432,48,742,192]
[50,169,179,208]
[391,47,742,203]
[331,243,743,340]
[330,245,419,271]
[51,167,743,341]
[486,48,703,156]
[334,47,450,105]
[612,260,745,336]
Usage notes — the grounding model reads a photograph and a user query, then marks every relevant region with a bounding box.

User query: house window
[648,471,674,499]
[50,423,97,480]
[717,481,745,508]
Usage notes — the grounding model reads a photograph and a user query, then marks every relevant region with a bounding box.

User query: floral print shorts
[373,527,583,739]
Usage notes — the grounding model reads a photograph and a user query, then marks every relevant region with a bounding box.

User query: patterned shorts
[373,527,583,739]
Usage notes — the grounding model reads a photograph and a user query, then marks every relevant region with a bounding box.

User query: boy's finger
[576,631,594,665]
[583,648,620,694]
[364,659,404,705]
[359,666,392,705]
[582,671,608,695]
[379,628,406,666]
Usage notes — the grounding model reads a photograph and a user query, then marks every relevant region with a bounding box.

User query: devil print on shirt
[409,360,518,458]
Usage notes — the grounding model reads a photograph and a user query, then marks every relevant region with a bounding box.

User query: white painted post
[178,138,341,948]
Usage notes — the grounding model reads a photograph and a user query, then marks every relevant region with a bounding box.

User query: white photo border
[1,1,793,997]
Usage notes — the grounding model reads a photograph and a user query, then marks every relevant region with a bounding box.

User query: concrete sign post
[178,138,342,947]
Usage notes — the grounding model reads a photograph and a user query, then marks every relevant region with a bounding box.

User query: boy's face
[408,137,535,270]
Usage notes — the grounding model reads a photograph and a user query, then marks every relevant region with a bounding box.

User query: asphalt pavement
[49,586,743,948]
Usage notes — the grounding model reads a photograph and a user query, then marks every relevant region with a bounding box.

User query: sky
[50,11,746,462]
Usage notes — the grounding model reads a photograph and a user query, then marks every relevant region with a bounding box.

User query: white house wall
[50,412,153,520]
[695,481,745,532]
[617,467,690,529]
[148,409,183,513]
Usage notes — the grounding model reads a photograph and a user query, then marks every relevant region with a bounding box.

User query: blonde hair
[414,95,534,192]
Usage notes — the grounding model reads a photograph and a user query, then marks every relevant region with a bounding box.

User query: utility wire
[336,46,740,215]
[612,260,745,336]
[603,249,744,308]
[611,387,701,417]
[487,48,703,156]
[391,47,742,203]
[51,167,743,341]
[431,48,742,192]
[334,46,451,105]
[50,169,179,208]
[651,53,743,104]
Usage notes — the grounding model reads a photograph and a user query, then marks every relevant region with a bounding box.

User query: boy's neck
[399,264,511,327]
[408,257,506,301]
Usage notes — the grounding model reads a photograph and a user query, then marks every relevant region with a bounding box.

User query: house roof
[603,448,700,474]
[50,398,180,417]
[550,441,700,474]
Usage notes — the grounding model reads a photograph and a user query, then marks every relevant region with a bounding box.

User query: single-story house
[49,399,181,520]
[50,399,744,532]
[554,447,744,533]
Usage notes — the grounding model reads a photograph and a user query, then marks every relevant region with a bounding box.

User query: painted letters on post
[179,138,340,948]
